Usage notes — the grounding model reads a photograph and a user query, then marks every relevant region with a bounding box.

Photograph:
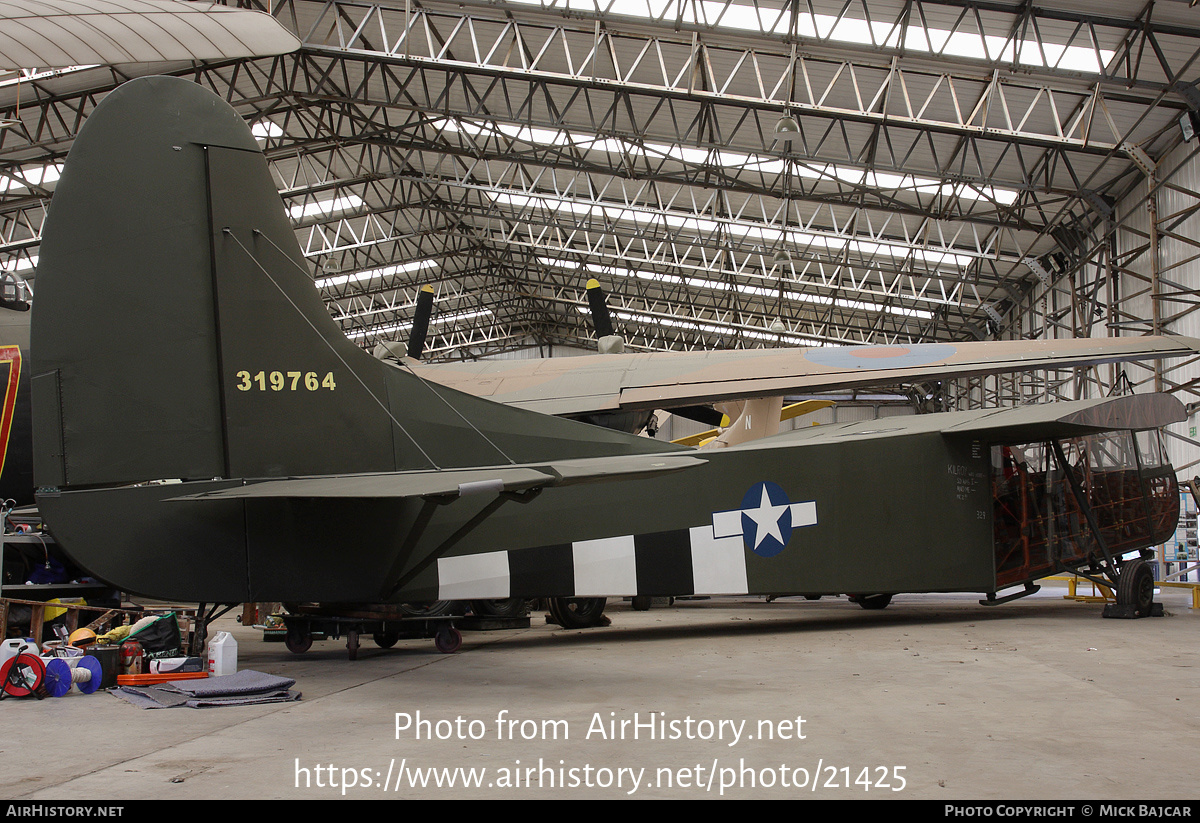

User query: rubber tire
[630,596,652,611]
[373,632,399,649]
[284,627,313,654]
[852,593,892,610]
[1117,558,1155,617]
[434,627,462,654]
[470,598,527,618]
[548,597,607,628]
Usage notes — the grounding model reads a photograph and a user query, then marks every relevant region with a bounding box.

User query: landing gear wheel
[851,594,892,610]
[470,598,527,618]
[284,626,313,654]
[1117,558,1155,617]
[373,632,399,649]
[434,627,462,654]
[548,597,608,628]
[399,601,455,617]
[630,596,652,611]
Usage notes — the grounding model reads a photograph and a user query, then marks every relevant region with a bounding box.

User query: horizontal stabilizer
[170,453,706,501]
[762,393,1185,449]
[942,393,1186,439]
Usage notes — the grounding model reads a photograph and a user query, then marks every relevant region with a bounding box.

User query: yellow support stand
[1047,574,1200,609]
[1046,575,1115,603]
[1157,581,1200,610]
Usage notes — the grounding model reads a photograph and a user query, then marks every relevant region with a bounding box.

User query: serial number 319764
[235,370,337,392]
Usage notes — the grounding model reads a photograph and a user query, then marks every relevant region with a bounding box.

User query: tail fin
[32,76,672,490]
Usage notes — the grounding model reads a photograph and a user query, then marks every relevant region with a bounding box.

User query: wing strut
[381,487,544,600]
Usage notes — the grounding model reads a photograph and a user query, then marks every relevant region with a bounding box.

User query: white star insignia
[710,485,817,556]
[743,485,788,550]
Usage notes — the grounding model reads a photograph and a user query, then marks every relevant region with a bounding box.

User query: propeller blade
[407,284,435,360]
[586,278,615,339]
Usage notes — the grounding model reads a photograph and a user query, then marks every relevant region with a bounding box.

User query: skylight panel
[346,308,493,340]
[497,1,1113,73]
[2,254,36,272]
[252,121,283,139]
[0,162,64,195]
[540,254,957,309]
[288,194,364,221]
[496,190,975,269]
[440,117,1017,206]
[548,258,934,320]
[576,304,826,345]
[316,258,438,289]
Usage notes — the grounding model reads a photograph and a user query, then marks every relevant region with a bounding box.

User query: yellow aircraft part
[670,398,834,446]
[780,398,835,422]
[672,428,719,447]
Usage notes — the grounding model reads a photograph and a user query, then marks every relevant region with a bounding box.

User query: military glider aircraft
[27,77,1192,634]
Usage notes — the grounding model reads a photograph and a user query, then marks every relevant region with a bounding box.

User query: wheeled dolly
[280,613,463,660]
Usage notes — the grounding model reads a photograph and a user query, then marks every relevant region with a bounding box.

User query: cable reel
[43,656,104,697]
[0,650,47,699]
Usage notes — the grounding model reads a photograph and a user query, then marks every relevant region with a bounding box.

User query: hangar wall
[944,137,1200,481]
[1114,140,1200,477]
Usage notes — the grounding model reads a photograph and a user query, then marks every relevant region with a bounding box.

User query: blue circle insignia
[740,481,793,558]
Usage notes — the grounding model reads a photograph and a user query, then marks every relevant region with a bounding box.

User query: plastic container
[89,645,120,689]
[1,638,36,668]
[207,631,237,676]
[150,656,204,674]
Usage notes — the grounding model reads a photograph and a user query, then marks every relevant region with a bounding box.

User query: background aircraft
[0,1,298,70]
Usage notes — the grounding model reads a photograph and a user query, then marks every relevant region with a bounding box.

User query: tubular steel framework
[2,0,1200,411]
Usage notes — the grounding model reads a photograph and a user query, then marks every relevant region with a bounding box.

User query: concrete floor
[3,582,1198,800]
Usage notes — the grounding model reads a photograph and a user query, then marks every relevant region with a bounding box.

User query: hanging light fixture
[773,114,800,143]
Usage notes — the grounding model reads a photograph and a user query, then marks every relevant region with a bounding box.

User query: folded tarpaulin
[111,669,300,709]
